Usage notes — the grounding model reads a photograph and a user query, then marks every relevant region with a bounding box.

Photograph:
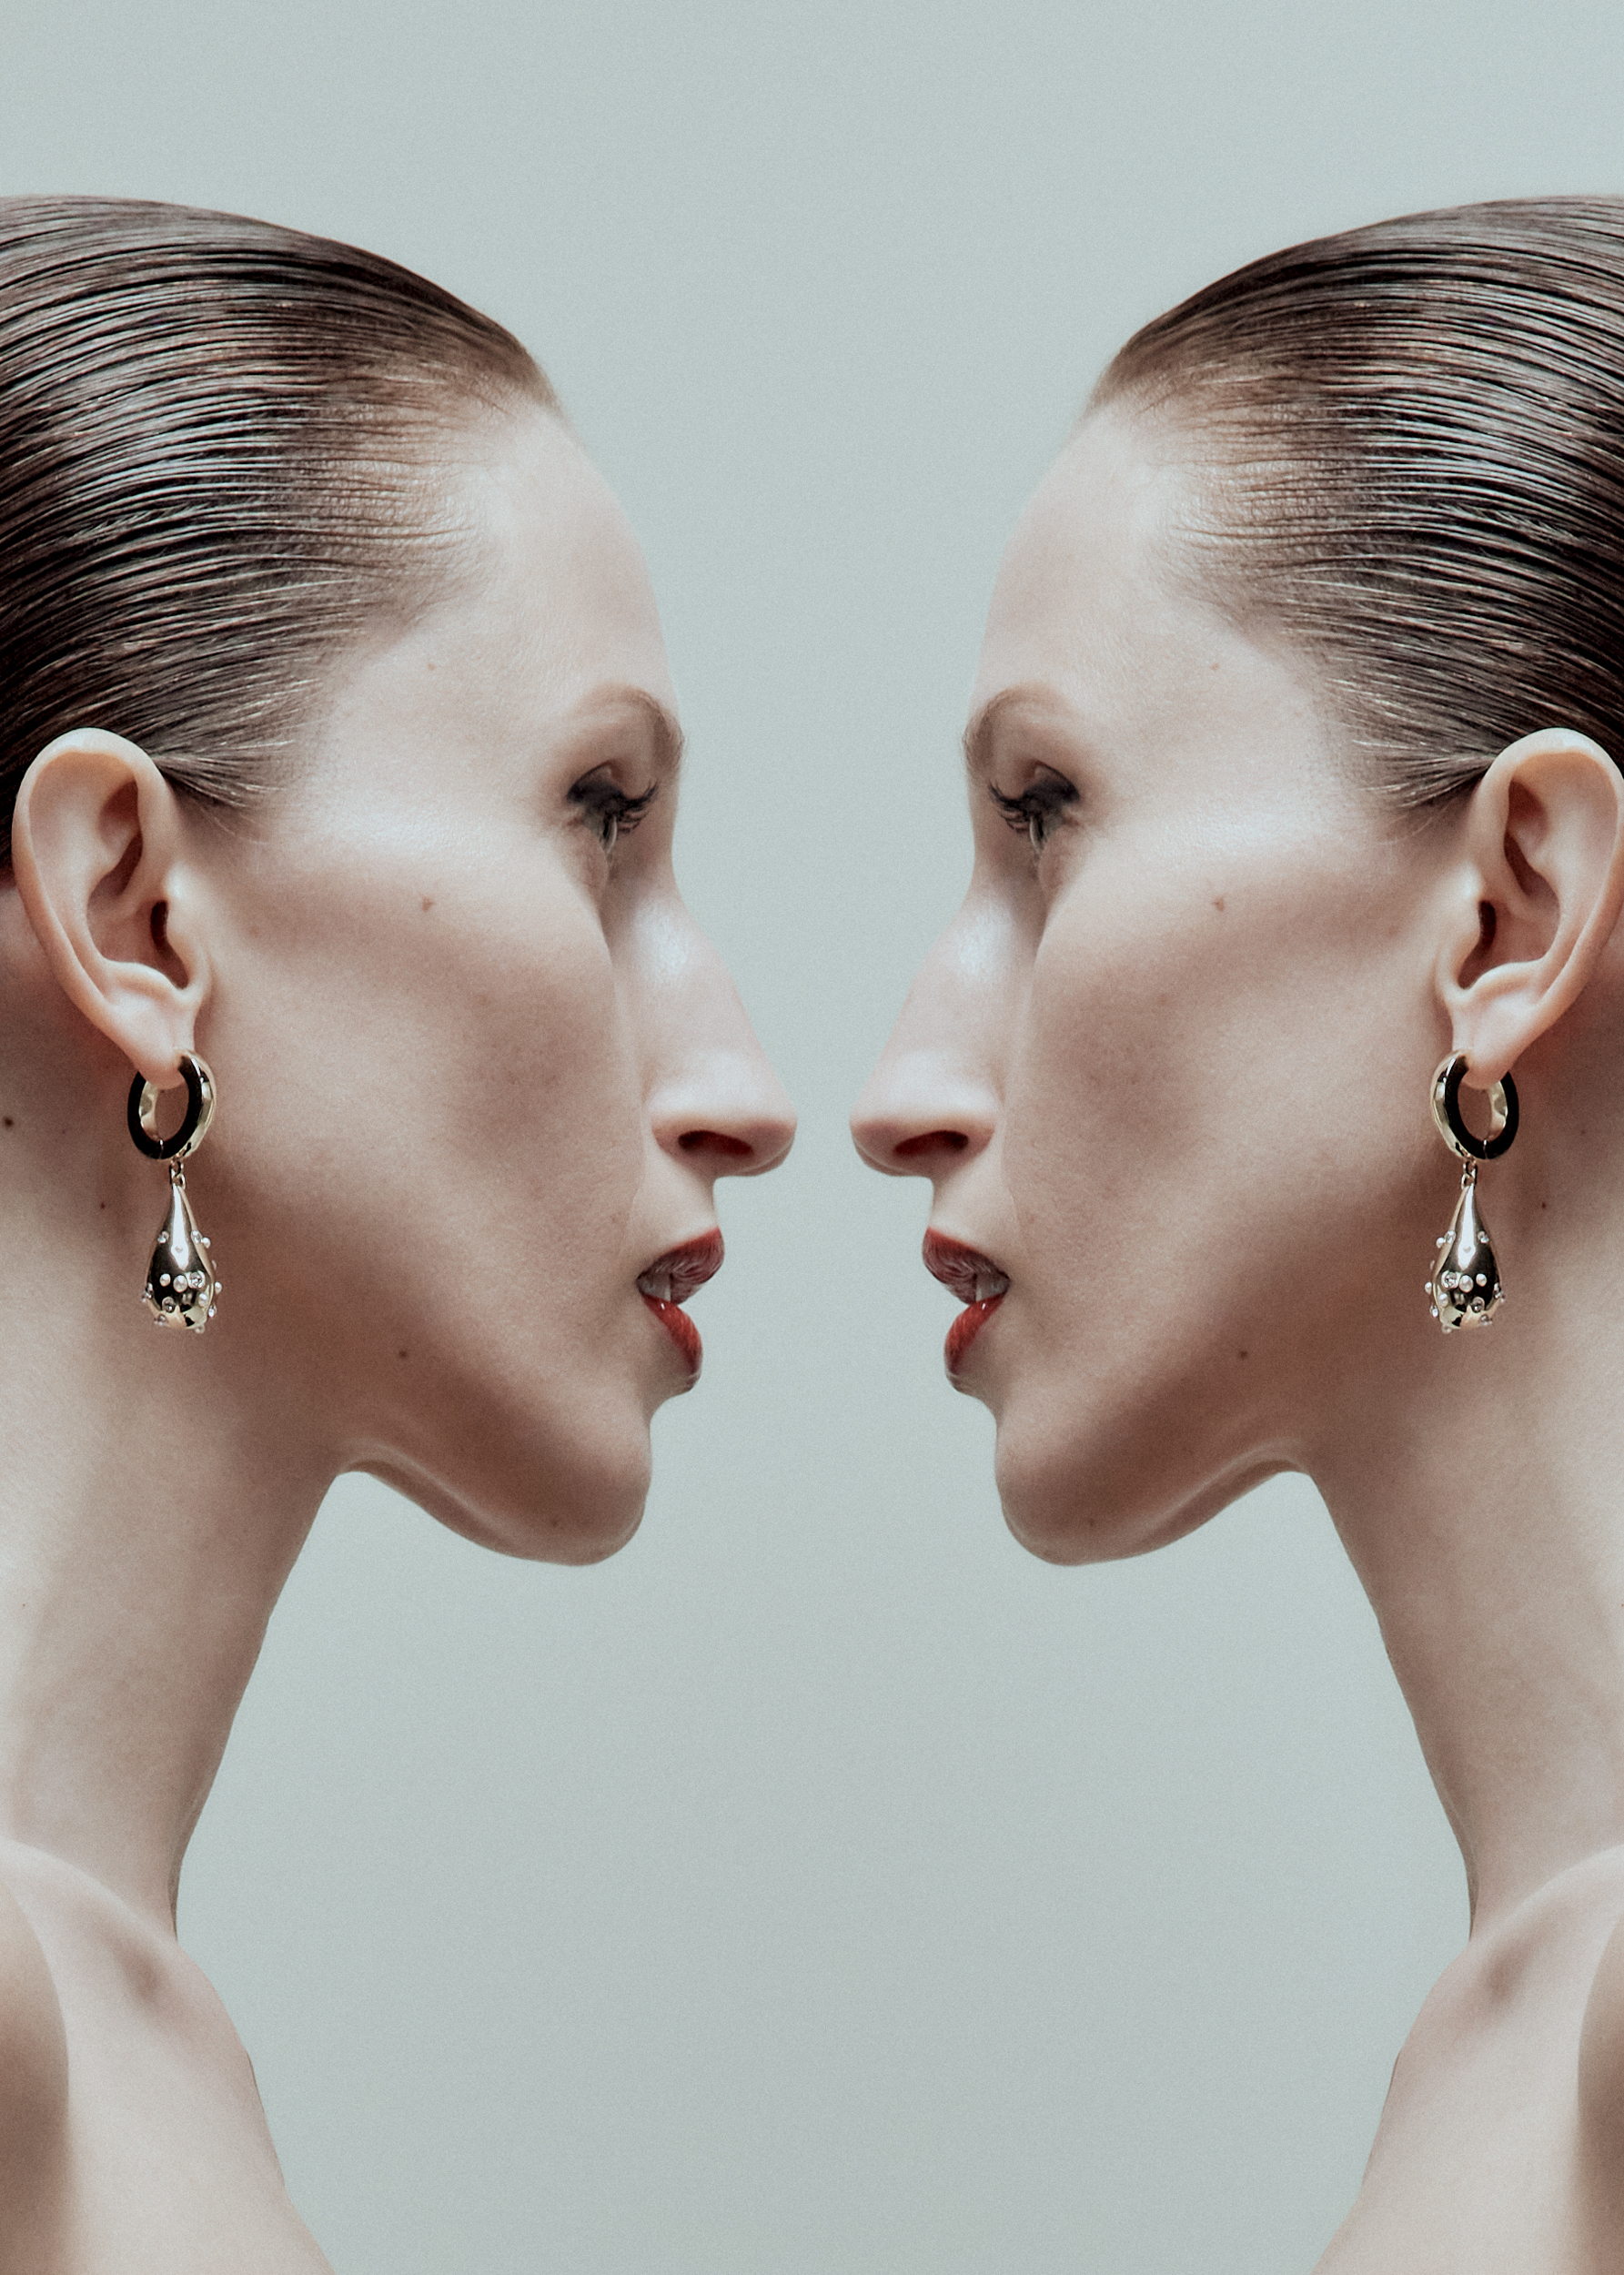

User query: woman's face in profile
[198,410,793,1559]
[854,412,1458,1560]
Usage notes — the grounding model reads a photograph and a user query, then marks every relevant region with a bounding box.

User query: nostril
[679,1130,753,1157]
[895,1131,969,1158]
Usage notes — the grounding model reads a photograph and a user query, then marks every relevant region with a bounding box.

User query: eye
[568,771,658,854]
[988,771,1078,854]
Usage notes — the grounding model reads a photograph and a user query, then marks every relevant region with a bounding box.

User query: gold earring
[126,1053,221,1334]
[1426,1053,1518,1332]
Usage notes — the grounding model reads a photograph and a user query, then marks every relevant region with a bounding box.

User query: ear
[1436,729,1624,1087]
[11,731,210,1087]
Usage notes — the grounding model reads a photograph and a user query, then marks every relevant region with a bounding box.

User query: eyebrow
[572,683,685,774]
[962,683,1055,780]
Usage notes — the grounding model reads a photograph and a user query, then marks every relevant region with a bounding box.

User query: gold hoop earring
[1426,1053,1518,1333]
[126,1052,221,1334]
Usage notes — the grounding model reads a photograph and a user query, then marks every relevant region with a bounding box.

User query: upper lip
[637,1229,724,1303]
[923,1229,1010,1304]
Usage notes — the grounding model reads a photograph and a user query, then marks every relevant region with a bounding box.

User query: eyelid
[566,768,660,854]
[569,776,657,805]
[986,766,1080,849]
[567,752,652,793]
[989,753,1078,797]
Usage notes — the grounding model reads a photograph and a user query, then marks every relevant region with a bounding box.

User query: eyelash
[568,777,659,854]
[988,775,1078,854]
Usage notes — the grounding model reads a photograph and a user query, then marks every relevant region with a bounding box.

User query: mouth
[637,1229,724,1381]
[922,1229,1010,1380]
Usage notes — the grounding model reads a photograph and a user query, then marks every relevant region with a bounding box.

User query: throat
[0,1262,325,1930]
[1316,1274,1624,1932]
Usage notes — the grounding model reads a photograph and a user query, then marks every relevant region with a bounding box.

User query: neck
[0,1117,328,1934]
[1316,1118,1624,1934]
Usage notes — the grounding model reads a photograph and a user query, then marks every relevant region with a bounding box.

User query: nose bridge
[852,890,1012,1173]
[637,890,796,1175]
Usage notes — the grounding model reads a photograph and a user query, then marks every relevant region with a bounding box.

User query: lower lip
[642,1294,701,1380]
[945,1295,1004,1380]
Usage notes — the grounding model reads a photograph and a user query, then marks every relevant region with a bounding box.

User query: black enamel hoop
[127,1052,217,1164]
[1430,1052,1518,1165]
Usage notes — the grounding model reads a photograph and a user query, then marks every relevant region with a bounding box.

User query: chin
[361,1406,654,1565]
[992,1396,1286,1567]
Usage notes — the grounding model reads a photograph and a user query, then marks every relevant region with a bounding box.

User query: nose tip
[680,1093,796,1178]
[851,1052,994,1178]
[749,1087,798,1175]
[639,897,797,1180]
[655,1057,796,1178]
[852,1119,971,1175]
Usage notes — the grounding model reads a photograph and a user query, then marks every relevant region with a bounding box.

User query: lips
[637,1229,724,1380]
[923,1229,1009,1380]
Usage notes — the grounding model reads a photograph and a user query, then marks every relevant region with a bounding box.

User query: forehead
[968,411,1337,796]
[301,408,680,824]
[431,408,677,714]
[972,413,1222,717]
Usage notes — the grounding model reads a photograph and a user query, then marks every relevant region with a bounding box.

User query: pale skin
[852,408,1624,2269]
[0,404,794,2272]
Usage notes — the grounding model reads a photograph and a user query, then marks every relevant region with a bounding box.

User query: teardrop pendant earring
[126,1052,221,1334]
[1426,1052,1518,1332]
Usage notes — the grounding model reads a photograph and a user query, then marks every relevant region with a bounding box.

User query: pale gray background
[1,3,1614,2268]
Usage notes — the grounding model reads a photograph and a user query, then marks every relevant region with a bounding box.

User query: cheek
[1003,870,1249,1248]
[1001,842,1418,1337]
[213,866,649,1354]
[451,919,644,1230]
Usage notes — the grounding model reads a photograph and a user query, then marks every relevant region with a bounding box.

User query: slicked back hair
[0,196,554,862]
[1092,197,1624,806]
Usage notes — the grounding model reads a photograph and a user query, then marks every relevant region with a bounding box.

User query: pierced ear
[11,730,210,1086]
[1437,728,1624,1085]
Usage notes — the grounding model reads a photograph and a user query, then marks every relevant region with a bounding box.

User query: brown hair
[1092,197,1624,805]
[0,196,554,861]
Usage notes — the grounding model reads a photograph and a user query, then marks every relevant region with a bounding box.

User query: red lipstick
[638,1230,724,1381]
[923,1230,1009,1380]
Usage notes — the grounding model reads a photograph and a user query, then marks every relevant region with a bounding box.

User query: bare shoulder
[1580,1906,1624,2139]
[0,1875,68,2193]
[1577,1902,1624,2269]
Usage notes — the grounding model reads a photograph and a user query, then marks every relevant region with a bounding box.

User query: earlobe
[11,730,210,1085]
[1437,729,1624,1084]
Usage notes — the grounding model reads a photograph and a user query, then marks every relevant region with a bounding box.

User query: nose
[850,902,1006,1177]
[653,1049,797,1176]
[641,905,796,1178]
[850,1054,996,1176]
